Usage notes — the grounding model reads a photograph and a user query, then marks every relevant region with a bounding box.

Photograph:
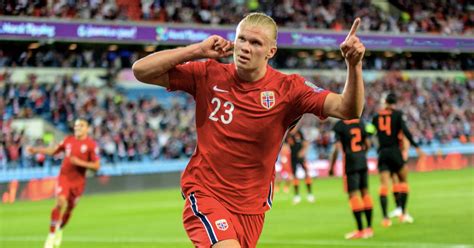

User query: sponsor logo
[213,85,229,93]
[77,25,137,40]
[261,91,276,109]
[215,219,228,231]
[0,22,55,37]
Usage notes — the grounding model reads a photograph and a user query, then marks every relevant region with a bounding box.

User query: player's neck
[235,66,267,82]
[75,135,87,140]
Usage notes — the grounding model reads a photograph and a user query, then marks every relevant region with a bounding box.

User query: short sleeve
[168,60,208,97]
[291,75,331,119]
[53,137,67,155]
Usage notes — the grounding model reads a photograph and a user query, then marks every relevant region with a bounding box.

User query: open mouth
[237,55,250,63]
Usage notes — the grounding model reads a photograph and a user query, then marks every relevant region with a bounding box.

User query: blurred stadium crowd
[1,67,472,168]
[0,0,472,169]
[1,72,197,168]
[1,47,473,71]
[1,0,473,34]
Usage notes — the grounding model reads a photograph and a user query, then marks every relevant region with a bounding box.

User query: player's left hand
[340,18,365,66]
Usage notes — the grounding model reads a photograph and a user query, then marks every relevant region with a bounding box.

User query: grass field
[1,168,473,248]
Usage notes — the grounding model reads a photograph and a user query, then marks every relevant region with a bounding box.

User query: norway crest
[215,219,228,231]
[260,91,276,110]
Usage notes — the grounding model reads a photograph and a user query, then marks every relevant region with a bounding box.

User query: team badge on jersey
[80,144,88,153]
[305,81,325,93]
[260,91,276,109]
[215,219,229,231]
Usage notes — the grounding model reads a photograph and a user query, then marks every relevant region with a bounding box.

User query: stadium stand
[0,1,472,183]
[1,0,472,34]
[1,45,473,70]
[1,73,196,168]
[1,3,473,248]
[1,68,472,168]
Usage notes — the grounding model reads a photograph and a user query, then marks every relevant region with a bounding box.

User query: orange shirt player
[132,12,365,248]
[28,118,100,248]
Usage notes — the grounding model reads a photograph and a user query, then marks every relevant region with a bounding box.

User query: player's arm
[400,118,418,148]
[70,156,100,171]
[401,136,410,161]
[400,117,424,156]
[27,145,60,156]
[298,139,309,158]
[329,142,342,176]
[132,35,233,87]
[361,122,371,152]
[323,18,365,120]
[364,138,371,154]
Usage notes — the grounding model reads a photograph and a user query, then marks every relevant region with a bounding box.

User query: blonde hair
[238,12,278,43]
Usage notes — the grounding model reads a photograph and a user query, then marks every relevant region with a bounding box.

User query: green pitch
[1,168,473,248]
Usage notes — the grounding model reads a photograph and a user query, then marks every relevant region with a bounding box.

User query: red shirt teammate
[28,118,100,248]
[133,12,366,248]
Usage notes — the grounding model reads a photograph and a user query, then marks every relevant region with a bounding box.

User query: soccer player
[132,12,365,248]
[28,118,100,248]
[287,128,315,204]
[372,93,423,227]
[329,119,373,239]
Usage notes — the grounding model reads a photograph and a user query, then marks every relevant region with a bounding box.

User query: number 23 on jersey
[208,97,235,124]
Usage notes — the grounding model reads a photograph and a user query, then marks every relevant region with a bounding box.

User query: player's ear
[266,46,277,60]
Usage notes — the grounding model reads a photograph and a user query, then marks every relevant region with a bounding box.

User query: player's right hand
[198,35,233,59]
[340,18,365,66]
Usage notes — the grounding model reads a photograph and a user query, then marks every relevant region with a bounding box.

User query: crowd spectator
[0,0,472,34]
[1,47,473,71]
[1,70,472,167]
[0,47,139,70]
[316,73,473,146]
[1,72,196,168]
[390,0,474,35]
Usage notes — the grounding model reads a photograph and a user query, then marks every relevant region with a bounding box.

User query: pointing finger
[345,17,361,40]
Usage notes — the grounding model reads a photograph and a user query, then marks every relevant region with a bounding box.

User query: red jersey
[54,135,99,187]
[169,60,330,214]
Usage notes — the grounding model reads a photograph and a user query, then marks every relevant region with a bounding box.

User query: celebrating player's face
[73,120,89,139]
[234,24,276,73]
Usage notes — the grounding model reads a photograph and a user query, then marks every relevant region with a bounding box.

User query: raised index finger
[345,18,361,40]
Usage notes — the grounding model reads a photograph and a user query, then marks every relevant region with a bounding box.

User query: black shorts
[291,158,306,175]
[346,169,368,192]
[378,147,404,173]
